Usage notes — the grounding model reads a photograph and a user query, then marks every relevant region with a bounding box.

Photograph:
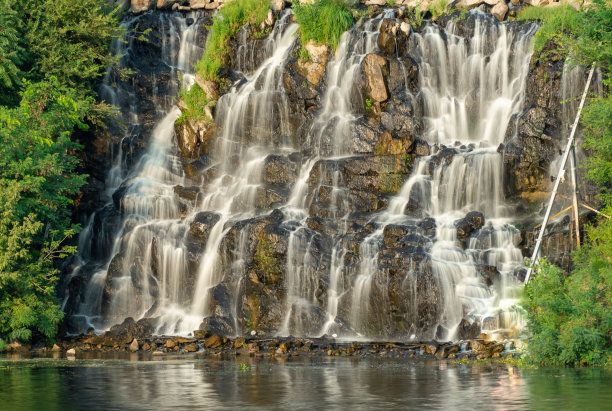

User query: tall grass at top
[293,0,354,51]
[195,0,270,82]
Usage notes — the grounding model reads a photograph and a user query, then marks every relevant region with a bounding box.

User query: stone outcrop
[297,41,329,86]
[131,0,155,13]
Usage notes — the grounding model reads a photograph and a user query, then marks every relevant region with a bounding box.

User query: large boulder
[491,1,508,21]
[174,115,214,159]
[362,54,389,105]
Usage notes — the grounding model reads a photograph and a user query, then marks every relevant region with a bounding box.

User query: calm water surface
[1,356,610,410]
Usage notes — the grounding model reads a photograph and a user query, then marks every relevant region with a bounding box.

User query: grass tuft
[293,0,355,51]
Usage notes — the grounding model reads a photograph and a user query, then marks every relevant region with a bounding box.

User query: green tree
[0,79,91,347]
[524,219,612,366]
[0,0,27,106]
[22,0,125,99]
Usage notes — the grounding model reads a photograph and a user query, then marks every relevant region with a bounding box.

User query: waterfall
[64,12,205,333]
[66,8,541,342]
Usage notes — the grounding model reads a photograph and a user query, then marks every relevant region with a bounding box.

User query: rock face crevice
[64,6,593,341]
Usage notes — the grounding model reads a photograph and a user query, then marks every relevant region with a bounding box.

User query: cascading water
[382,14,535,339]
[66,8,542,342]
[278,11,395,337]
[64,11,205,333]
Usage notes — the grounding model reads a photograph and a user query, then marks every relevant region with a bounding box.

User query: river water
[1,357,610,410]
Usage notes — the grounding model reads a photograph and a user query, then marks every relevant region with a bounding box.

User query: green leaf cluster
[0,79,92,347]
[195,0,271,82]
[293,0,355,51]
[523,217,612,366]
[0,0,124,110]
[177,82,212,125]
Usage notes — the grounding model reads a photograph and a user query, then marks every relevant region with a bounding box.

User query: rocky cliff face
[65,5,595,341]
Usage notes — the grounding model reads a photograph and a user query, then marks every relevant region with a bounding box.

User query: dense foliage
[195,0,270,82]
[0,81,93,349]
[524,219,612,366]
[293,0,354,51]
[520,1,612,366]
[0,0,124,349]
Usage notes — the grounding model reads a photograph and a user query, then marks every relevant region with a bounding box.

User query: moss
[255,234,282,284]
[379,173,404,194]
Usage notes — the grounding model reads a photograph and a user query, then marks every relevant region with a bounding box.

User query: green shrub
[517,0,611,65]
[523,216,612,366]
[582,94,612,206]
[427,0,450,21]
[195,0,270,82]
[293,0,354,51]
[0,79,91,347]
[177,82,212,124]
[517,4,583,53]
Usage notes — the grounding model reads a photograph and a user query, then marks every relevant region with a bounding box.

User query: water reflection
[1,357,610,410]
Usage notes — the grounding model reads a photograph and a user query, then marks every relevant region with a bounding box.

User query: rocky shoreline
[6,335,525,362]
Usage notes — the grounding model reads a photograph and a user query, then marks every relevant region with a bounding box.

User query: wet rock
[185,343,199,352]
[435,344,460,359]
[129,338,139,352]
[466,211,485,231]
[413,139,430,157]
[263,154,298,185]
[204,334,224,349]
[255,187,285,209]
[175,115,214,159]
[455,212,485,238]
[377,19,409,56]
[362,54,389,104]
[424,343,438,355]
[66,348,77,356]
[457,319,481,340]
[198,315,235,336]
[418,218,436,238]
[517,107,547,139]
[383,224,410,247]
[375,130,414,156]
[454,218,473,239]
[174,185,200,203]
[188,212,221,247]
[106,317,157,340]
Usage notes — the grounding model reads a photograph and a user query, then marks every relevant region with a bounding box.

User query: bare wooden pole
[581,203,611,218]
[524,64,595,284]
[570,146,581,247]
